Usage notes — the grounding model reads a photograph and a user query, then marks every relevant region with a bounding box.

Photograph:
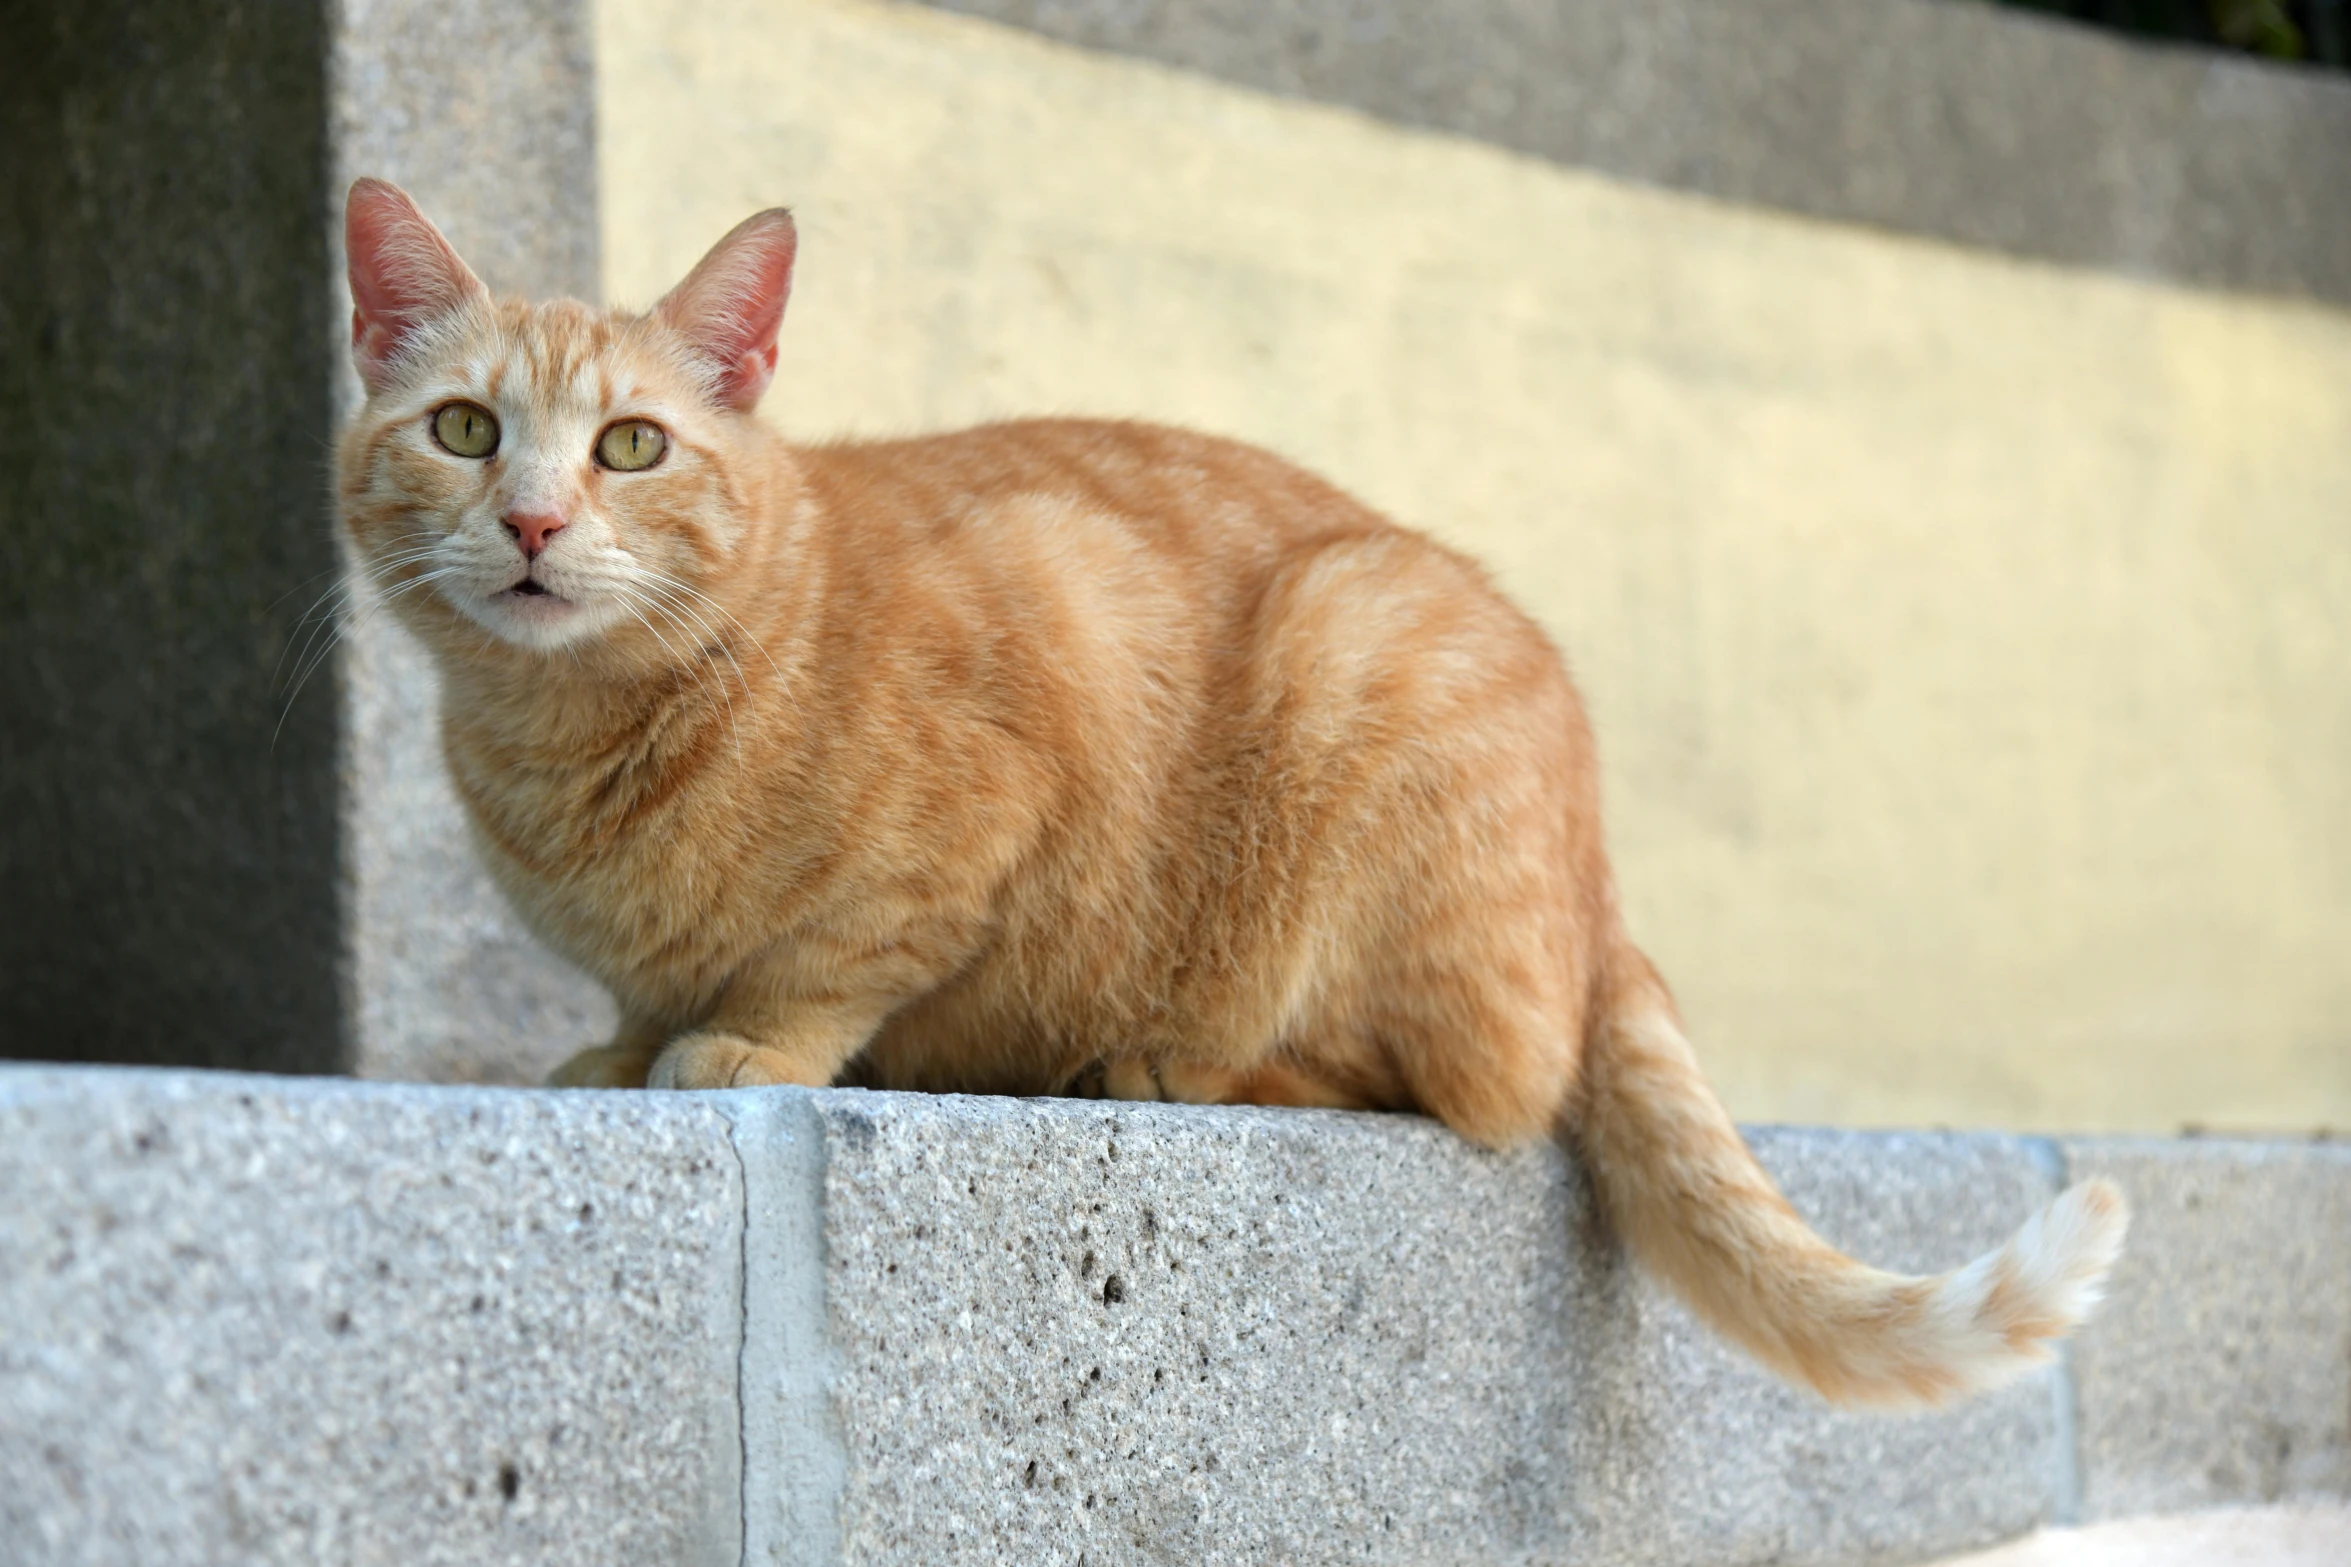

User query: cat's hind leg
[547,1044,660,1088]
[1094,1055,1379,1111]
[547,1014,670,1088]
[1164,1058,1379,1110]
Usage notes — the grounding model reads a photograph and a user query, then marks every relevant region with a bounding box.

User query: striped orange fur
[337,178,2126,1408]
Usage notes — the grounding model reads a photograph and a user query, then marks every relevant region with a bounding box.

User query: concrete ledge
[757,1095,2063,1565]
[0,1068,743,1565]
[5,1066,2348,1564]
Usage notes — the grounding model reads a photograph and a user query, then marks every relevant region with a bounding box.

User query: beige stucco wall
[596,0,2351,1134]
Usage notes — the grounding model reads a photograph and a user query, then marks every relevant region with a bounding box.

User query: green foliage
[2210,0,2306,57]
[1987,0,2347,68]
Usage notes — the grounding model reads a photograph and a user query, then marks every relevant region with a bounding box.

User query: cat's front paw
[648,1032,800,1090]
[547,1043,658,1088]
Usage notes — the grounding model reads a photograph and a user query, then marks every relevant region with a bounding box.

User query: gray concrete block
[328,0,598,331]
[34,1070,2329,1563]
[740,1091,2070,1565]
[332,0,614,1087]
[0,1067,743,1567]
[2060,1137,2351,1520]
[921,0,2351,305]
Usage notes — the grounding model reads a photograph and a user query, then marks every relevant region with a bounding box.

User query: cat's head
[336,177,796,657]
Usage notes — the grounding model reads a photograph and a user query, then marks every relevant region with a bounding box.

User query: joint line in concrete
[2027,1134,2088,1527]
[719,1090,849,1567]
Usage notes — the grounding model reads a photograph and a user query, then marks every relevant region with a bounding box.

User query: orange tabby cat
[337,177,2126,1408]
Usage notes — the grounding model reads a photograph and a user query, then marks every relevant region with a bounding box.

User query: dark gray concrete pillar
[2,2,343,1072]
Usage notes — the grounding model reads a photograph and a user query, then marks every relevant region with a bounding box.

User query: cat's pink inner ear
[345,178,486,394]
[654,210,797,412]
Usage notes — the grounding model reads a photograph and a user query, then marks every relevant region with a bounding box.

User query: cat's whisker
[636,572,804,737]
[276,547,435,681]
[263,563,364,617]
[272,622,357,750]
[265,524,438,640]
[617,584,747,767]
[649,591,753,767]
[274,581,360,692]
[601,570,731,677]
[634,577,758,717]
[273,561,418,698]
[637,566,785,686]
[272,567,464,747]
[609,590,743,769]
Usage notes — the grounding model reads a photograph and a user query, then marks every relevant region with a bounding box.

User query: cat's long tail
[1573,936,2128,1409]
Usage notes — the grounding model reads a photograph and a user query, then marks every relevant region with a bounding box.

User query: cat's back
[781,415,1552,724]
[791,417,1393,567]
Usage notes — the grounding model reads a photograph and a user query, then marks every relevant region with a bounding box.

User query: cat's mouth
[460,569,598,650]
[497,576,570,606]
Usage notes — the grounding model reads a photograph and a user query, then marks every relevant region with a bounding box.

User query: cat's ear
[653,209,797,412]
[344,178,487,394]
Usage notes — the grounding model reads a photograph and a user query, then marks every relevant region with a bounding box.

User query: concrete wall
[597,0,2351,1134]
[10,0,2345,1134]
[8,1064,2348,1564]
[916,0,2351,306]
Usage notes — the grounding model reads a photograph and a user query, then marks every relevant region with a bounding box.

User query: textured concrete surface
[750,1092,2068,1566]
[0,1066,743,1567]
[1935,1504,2351,1566]
[332,0,616,1085]
[0,1,344,1070]
[604,0,2351,1136]
[918,0,2351,306]
[2060,1138,2351,1521]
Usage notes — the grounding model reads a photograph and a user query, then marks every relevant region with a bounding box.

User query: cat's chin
[453,585,613,653]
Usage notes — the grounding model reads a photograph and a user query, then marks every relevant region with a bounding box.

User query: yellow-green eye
[597,419,668,472]
[432,402,499,458]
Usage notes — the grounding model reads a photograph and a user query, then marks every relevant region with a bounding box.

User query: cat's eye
[597,420,668,472]
[432,403,499,459]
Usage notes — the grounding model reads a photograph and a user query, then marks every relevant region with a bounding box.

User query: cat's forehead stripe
[511,320,596,408]
[418,305,660,416]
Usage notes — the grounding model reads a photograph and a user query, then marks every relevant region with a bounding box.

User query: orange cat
[337,177,2126,1408]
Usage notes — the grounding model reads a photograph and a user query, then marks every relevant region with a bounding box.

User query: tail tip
[1906,1176,2130,1410]
[1995,1176,2129,1362]
[2056,1176,2131,1282]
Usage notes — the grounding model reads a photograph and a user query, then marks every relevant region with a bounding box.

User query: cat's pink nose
[503,510,567,559]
